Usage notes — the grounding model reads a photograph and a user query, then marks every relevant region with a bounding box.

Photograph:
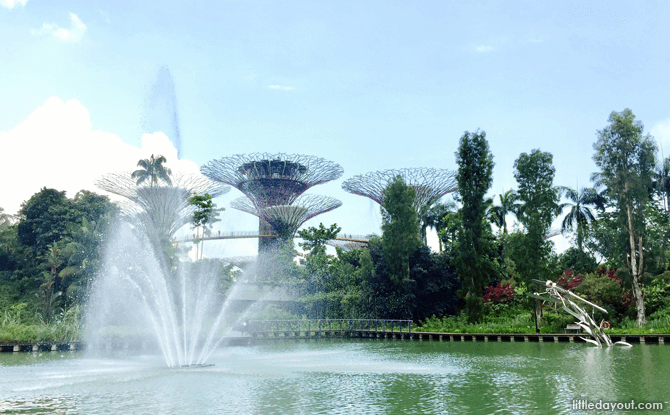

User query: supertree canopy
[341,168,458,210]
[230,194,342,240]
[201,153,343,207]
[325,240,367,252]
[96,171,229,239]
[201,153,343,251]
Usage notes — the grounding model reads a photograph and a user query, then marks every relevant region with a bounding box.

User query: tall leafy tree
[188,193,222,260]
[557,186,604,252]
[454,130,496,323]
[512,150,559,283]
[512,149,559,329]
[381,176,420,283]
[592,109,657,327]
[298,223,341,256]
[131,154,172,187]
[17,188,73,254]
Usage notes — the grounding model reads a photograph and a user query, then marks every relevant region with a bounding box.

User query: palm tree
[653,156,670,214]
[557,186,604,251]
[488,190,519,234]
[0,207,14,227]
[418,196,441,245]
[131,154,172,187]
[426,201,457,252]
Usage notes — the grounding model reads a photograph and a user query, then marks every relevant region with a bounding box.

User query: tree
[425,201,457,252]
[131,154,172,187]
[38,243,65,323]
[513,149,559,328]
[592,109,657,327]
[381,176,420,283]
[13,189,116,307]
[653,156,670,214]
[17,188,73,254]
[514,150,560,234]
[454,130,496,323]
[557,186,604,252]
[188,193,222,260]
[0,207,14,228]
[436,203,459,251]
[418,196,436,245]
[513,149,560,282]
[558,247,598,275]
[298,223,341,256]
[488,190,519,234]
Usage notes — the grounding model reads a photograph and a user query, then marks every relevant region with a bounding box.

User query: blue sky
[2,1,670,256]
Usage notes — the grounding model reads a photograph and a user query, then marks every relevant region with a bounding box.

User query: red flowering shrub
[557,269,583,290]
[483,283,515,304]
[597,267,622,283]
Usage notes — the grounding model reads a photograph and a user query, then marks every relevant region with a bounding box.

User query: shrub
[574,268,630,319]
[483,283,515,304]
[645,271,670,316]
[557,269,583,290]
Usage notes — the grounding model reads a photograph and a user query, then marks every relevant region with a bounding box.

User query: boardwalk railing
[247,319,412,339]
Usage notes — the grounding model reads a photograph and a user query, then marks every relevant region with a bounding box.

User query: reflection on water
[0,340,668,414]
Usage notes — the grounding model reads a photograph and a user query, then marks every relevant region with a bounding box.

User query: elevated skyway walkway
[177,231,370,244]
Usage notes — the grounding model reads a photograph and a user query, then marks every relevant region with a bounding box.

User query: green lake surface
[0,339,668,414]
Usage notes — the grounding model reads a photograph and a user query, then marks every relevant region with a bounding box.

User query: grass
[2,303,670,343]
[416,310,670,335]
[0,305,82,343]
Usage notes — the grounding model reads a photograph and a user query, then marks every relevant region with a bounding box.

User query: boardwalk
[2,327,667,353]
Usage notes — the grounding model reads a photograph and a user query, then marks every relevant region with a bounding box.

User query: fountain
[87,172,266,367]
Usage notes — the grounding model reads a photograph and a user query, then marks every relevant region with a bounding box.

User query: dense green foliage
[1,188,117,332]
[295,236,459,322]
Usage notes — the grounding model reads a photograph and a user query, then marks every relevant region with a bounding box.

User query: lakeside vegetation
[2,108,670,342]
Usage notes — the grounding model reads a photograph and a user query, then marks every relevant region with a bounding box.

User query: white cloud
[0,0,28,9]
[268,85,295,91]
[34,13,86,42]
[475,45,493,53]
[0,97,201,215]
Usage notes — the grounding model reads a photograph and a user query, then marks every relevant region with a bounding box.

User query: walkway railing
[178,232,370,244]
[247,319,412,339]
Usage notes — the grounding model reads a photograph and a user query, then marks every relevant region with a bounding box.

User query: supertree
[341,168,458,212]
[230,194,342,241]
[325,240,367,252]
[96,171,229,240]
[201,153,343,251]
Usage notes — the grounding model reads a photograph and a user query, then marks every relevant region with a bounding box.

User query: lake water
[0,339,668,414]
